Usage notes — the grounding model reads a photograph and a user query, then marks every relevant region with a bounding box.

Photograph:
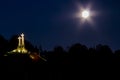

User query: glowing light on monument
[21,33,25,47]
[18,36,21,47]
[9,33,28,53]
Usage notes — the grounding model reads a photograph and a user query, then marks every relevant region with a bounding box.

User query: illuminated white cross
[18,36,21,46]
[21,33,25,46]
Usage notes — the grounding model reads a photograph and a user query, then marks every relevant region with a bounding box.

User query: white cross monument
[11,33,28,53]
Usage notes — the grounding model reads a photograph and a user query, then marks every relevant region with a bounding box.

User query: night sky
[0,0,120,50]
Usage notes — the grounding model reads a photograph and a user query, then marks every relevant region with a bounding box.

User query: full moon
[81,10,90,19]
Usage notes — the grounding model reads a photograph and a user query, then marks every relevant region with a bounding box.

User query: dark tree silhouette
[0,35,8,55]
[68,43,89,64]
[25,40,35,52]
[8,35,18,51]
[96,44,113,56]
[0,34,119,80]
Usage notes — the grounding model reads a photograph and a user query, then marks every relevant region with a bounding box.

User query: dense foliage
[0,35,119,79]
